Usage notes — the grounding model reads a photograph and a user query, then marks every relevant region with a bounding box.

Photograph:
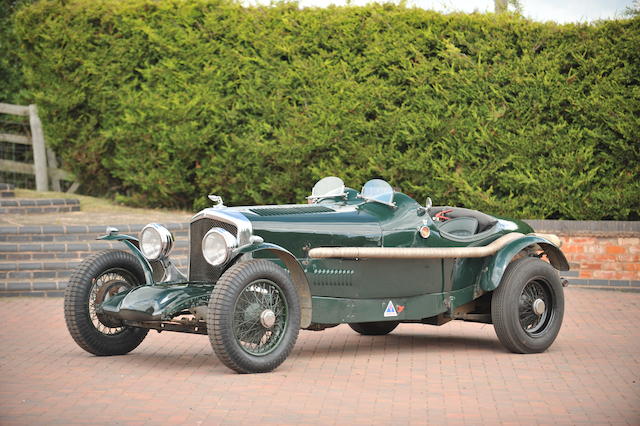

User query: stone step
[0,221,192,296]
[0,259,81,272]
[0,223,189,242]
[0,239,189,255]
[0,198,80,214]
[0,247,189,262]
[1,277,68,294]
[0,256,190,296]
[0,269,73,280]
[0,254,189,295]
[0,256,188,272]
[0,229,189,242]
[0,183,15,198]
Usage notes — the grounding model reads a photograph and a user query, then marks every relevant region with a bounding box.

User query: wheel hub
[532,298,546,316]
[243,303,261,322]
[95,279,127,303]
[89,270,135,334]
[260,309,276,328]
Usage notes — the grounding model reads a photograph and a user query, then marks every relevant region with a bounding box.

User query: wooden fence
[0,102,77,193]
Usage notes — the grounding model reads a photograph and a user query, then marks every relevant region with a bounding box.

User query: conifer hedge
[10,0,640,219]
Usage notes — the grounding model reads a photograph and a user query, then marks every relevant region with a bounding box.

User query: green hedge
[0,0,33,103]
[11,0,640,219]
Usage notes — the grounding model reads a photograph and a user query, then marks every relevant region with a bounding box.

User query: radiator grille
[189,218,238,282]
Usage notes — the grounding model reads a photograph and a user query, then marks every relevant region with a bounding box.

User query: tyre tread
[64,250,148,356]
[492,257,564,354]
[207,259,300,373]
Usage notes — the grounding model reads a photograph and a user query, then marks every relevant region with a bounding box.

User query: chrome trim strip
[190,209,253,246]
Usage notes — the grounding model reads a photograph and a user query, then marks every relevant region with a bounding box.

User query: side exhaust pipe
[309,232,554,260]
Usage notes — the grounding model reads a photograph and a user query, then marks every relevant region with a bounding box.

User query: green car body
[66,177,569,373]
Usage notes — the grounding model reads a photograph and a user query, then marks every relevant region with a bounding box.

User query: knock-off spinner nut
[260,310,276,328]
[533,299,546,316]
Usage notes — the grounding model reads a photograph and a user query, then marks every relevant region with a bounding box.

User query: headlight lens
[202,228,237,266]
[140,223,174,261]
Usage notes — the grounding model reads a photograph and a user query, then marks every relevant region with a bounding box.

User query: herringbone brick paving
[1,288,639,425]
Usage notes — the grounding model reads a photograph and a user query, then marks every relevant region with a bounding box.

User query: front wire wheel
[233,279,289,356]
[64,250,148,356]
[208,260,301,373]
[491,257,564,354]
[88,269,135,334]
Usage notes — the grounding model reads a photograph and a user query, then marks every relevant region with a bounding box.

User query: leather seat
[437,217,479,237]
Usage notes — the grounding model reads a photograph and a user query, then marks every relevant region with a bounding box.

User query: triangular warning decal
[384,300,398,317]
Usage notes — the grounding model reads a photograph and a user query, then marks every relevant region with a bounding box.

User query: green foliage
[626,1,640,17]
[0,0,33,103]
[11,0,640,219]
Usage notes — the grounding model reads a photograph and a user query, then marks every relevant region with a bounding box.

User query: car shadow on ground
[63,329,505,374]
[79,349,226,372]
[293,330,505,359]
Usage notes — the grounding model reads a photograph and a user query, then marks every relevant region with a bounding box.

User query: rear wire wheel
[208,260,301,373]
[491,257,564,353]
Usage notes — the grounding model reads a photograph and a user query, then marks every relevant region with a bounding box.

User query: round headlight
[202,228,237,266]
[140,223,174,261]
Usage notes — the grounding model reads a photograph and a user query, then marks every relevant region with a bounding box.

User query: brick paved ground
[1,288,639,425]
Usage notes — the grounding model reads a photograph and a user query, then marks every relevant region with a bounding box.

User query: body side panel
[310,285,477,324]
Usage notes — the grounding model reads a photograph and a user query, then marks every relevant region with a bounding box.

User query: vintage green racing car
[64,177,569,373]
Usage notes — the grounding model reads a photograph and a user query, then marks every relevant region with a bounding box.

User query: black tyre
[207,260,301,373]
[491,257,564,354]
[64,250,148,356]
[349,321,400,336]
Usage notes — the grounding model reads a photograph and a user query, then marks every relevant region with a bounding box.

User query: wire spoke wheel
[208,259,301,374]
[492,257,564,354]
[64,250,149,356]
[233,279,288,356]
[89,268,136,335]
[518,278,553,335]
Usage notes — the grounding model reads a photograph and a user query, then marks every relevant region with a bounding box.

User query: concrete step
[1,269,73,280]
[0,248,189,262]
[0,256,188,272]
[0,183,15,198]
[0,221,190,296]
[0,198,80,214]
[0,229,189,242]
[0,257,190,296]
[0,239,189,255]
[0,259,82,272]
[0,223,188,242]
[1,276,69,295]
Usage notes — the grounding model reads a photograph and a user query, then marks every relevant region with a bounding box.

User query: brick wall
[563,236,639,280]
[526,221,640,289]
